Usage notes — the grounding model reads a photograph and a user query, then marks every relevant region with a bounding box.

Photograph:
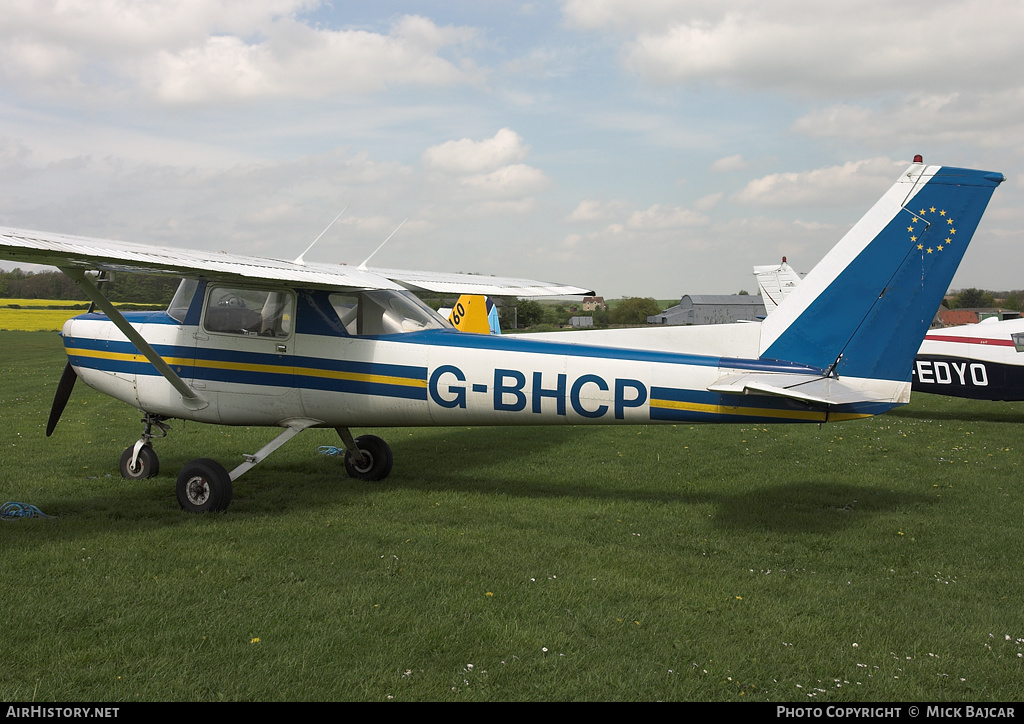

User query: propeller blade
[46,360,79,437]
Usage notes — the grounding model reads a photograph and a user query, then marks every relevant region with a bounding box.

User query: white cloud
[418,129,548,209]
[711,154,747,173]
[733,158,905,207]
[792,92,1024,152]
[566,198,630,222]
[0,3,481,104]
[564,0,1024,97]
[567,197,708,231]
[694,192,723,212]
[626,204,708,230]
[422,128,529,175]
[457,164,549,198]
[562,0,709,33]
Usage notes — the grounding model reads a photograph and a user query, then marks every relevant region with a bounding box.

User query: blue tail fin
[759,161,1003,381]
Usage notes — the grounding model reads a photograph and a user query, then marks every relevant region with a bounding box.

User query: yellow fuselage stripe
[67,348,427,389]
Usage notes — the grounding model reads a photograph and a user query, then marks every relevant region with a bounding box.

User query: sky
[1,0,1023,300]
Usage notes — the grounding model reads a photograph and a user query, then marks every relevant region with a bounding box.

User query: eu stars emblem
[907,206,955,257]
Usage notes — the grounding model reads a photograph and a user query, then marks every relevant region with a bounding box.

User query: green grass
[2,330,1024,701]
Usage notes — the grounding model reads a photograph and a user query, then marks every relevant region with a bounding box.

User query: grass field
[1,330,1023,702]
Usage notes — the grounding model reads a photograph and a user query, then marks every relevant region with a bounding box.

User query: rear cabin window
[329,290,450,336]
[203,287,294,338]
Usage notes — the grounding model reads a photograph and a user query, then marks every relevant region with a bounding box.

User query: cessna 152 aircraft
[0,158,1003,512]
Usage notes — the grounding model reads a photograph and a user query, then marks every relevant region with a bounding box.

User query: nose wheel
[118,414,169,481]
[119,443,159,480]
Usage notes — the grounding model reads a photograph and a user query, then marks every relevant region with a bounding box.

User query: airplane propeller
[46,271,109,436]
[46,359,79,437]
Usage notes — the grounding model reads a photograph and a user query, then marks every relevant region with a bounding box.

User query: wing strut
[62,267,208,410]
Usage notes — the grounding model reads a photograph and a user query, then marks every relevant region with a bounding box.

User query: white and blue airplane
[0,158,1003,512]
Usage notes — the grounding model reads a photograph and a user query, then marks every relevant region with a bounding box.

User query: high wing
[0,226,593,297]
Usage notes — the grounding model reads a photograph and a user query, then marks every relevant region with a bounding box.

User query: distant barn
[648,295,767,325]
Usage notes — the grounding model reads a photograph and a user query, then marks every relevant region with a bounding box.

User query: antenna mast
[294,206,348,266]
[358,219,407,271]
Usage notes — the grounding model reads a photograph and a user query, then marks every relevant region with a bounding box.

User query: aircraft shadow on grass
[12,425,930,540]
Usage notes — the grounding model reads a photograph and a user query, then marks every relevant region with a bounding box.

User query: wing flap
[375,267,593,296]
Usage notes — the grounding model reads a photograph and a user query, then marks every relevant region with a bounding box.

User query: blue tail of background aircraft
[760,161,1003,381]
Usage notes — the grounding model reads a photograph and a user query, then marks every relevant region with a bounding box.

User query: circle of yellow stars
[908,206,956,255]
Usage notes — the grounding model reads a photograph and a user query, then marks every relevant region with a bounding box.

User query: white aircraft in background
[912,318,1024,401]
[0,158,1003,512]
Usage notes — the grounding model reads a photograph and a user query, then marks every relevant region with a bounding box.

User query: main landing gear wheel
[119,444,159,480]
[344,435,394,481]
[176,458,233,513]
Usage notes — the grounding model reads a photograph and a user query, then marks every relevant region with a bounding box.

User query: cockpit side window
[203,287,294,338]
[328,290,451,336]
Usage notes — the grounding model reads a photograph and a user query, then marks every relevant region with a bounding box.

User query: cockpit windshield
[167,279,199,323]
[330,290,452,336]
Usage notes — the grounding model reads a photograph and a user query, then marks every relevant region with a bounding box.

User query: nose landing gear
[118,414,170,480]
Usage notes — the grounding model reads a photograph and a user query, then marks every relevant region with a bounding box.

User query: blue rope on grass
[317,445,346,457]
[1,502,50,520]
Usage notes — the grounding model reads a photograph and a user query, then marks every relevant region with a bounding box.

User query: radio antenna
[358,218,407,271]
[294,206,348,266]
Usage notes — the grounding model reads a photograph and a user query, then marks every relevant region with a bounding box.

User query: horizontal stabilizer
[709,372,897,406]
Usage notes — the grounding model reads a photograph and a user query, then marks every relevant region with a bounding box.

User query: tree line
[0,268,182,305]
[508,297,662,329]
[946,288,1024,310]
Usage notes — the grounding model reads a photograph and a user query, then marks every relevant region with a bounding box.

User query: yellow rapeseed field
[0,299,161,331]
[0,308,82,331]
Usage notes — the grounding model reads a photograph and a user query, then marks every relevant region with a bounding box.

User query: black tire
[119,444,160,480]
[176,458,233,513]
[344,435,393,481]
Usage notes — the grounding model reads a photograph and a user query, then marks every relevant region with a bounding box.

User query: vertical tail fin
[760,161,1003,380]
